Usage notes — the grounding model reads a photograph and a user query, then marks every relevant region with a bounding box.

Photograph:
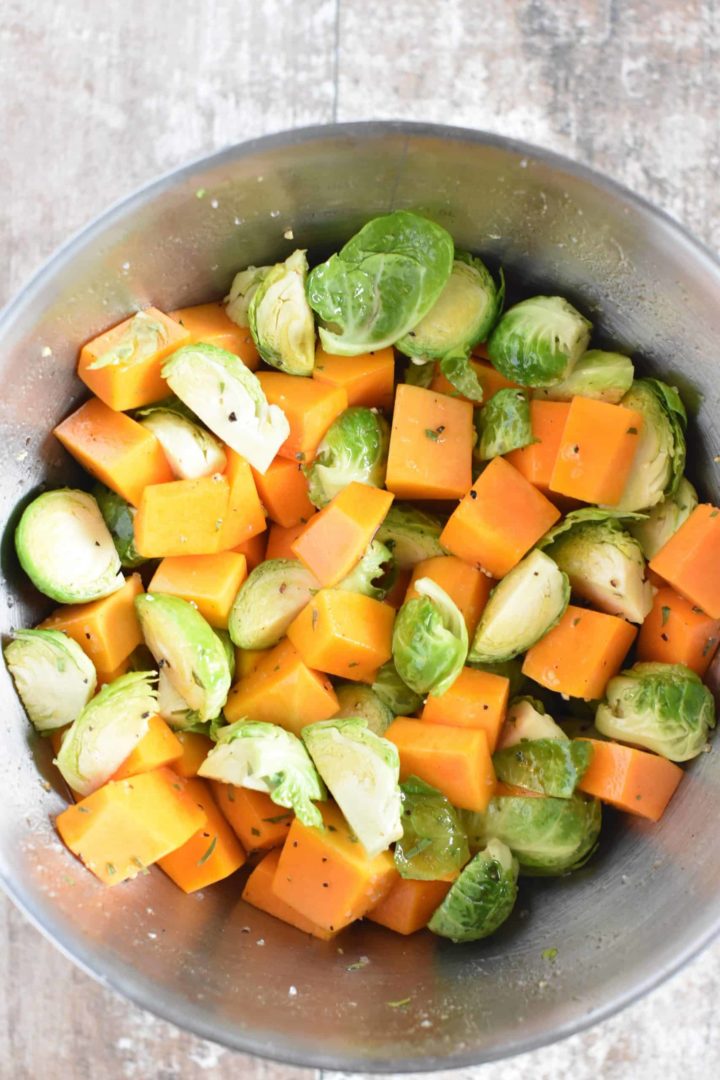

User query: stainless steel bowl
[1,122,720,1072]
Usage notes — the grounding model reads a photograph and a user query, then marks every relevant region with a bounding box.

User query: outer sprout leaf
[493,739,593,798]
[93,484,146,568]
[372,660,424,716]
[225,265,272,328]
[395,776,470,880]
[376,504,447,569]
[86,311,169,370]
[248,250,316,376]
[336,540,395,601]
[496,697,568,750]
[305,407,389,508]
[615,378,687,511]
[404,359,435,389]
[439,354,485,402]
[487,296,591,387]
[428,838,518,942]
[476,388,533,460]
[392,577,468,696]
[333,683,394,735]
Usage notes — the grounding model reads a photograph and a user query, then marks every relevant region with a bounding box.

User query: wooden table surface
[2,1,720,1076]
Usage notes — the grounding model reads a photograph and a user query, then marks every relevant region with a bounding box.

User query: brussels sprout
[371,660,424,717]
[476,388,533,460]
[540,509,653,624]
[376,504,446,569]
[302,717,402,856]
[92,484,146,569]
[225,264,272,327]
[305,407,389,508]
[493,739,593,798]
[307,211,454,355]
[4,629,97,732]
[198,719,325,826]
[157,667,199,730]
[428,838,518,942]
[248,250,316,376]
[15,489,124,604]
[468,550,569,664]
[55,671,157,796]
[628,477,698,559]
[135,593,231,723]
[85,310,170,371]
[533,349,634,404]
[397,253,503,360]
[393,578,468,697]
[215,629,236,681]
[487,296,592,387]
[228,558,319,650]
[394,776,469,880]
[162,343,290,474]
[595,661,716,761]
[336,540,394,601]
[333,682,394,735]
[615,379,687,511]
[467,658,527,698]
[465,793,602,875]
[136,406,227,480]
[496,696,568,750]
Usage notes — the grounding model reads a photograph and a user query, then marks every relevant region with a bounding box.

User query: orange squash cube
[287,590,395,682]
[549,397,644,506]
[133,475,230,557]
[312,345,395,410]
[172,731,214,778]
[522,604,637,700]
[212,784,294,851]
[148,552,247,629]
[637,585,720,676]
[385,718,496,812]
[158,778,246,893]
[405,555,493,637]
[386,384,473,500]
[291,482,393,587]
[78,307,190,411]
[650,505,720,619]
[273,802,397,932]
[440,457,560,578]
[170,302,260,370]
[257,372,348,462]
[421,667,509,751]
[216,450,267,550]
[251,457,315,528]
[113,715,182,781]
[54,397,174,507]
[368,877,452,935]
[577,739,683,822]
[505,401,571,492]
[233,531,267,571]
[243,849,339,939]
[40,573,143,672]
[265,521,312,561]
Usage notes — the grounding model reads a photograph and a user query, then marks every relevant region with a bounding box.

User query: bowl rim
[2,119,720,1072]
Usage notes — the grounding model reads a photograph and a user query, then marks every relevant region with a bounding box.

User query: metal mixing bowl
[1,122,719,1072]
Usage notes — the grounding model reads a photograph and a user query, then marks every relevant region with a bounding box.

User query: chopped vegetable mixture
[5,210,719,944]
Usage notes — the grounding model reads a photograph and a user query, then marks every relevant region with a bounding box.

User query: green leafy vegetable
[493,739,593,798]
[392,577,468,696]
[225,265,272,327]
[93,484,146,569]
[307,211,454,355]
[336,540,394,601]
[476,388,533,460]
[86,310,169,370]
[4,629,97,732]
[371,660,424,717]
[305,407,389,508]
[376,504,446,569]
[428,838,518,942]
[615,378,687,511]
[533,349,634,404]
[395,776,469,880]
[487,296,591,387]
[333,683,394,735]
[248,249,316,376]
[135,405,227,479]
[496,697,568,750]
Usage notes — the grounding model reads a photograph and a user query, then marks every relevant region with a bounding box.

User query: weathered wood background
[2,0,720,1076]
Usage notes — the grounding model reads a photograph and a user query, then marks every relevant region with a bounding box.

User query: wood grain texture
[2,0,720,1076]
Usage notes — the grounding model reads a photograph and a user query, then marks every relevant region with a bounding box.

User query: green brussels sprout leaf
[333,682,394,735]
[248,249,316,376]
[438,353,485,402]
[395,775,470,880]
[615,378,687,511]
[371,660,424,717]
[404,359,435,389]
[225,265,273,328]
[392,577,468,696]
[305,407,389,508]
[228,558,319,650]
[496,696,568,750]
[86,310,169,370]
[336,540,395,601]
[136,407,227,479]
[92,484,146,569]
[376,504,447,569]
[533,349,634,404]
[487,296,592,387]
[428,838,518,942]
[628,477,698,559]
[476,388,533,460]
[493,738,593,798]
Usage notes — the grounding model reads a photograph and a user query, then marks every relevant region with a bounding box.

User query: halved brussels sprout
[333,683,394,735]
[487,296,592,387]
[135,593,231,723]
[55,671,157,796]
[595,661,716,762]
[376,504,446,569]
[496,696,568,750]
[228,558,319,650]
[336,540,394,601]
[162,343,290,474]
[394,775,469,881]
[136,405,227,479]
[248,250,316,376]
[628,476,698,559]
[302,717,402,857]
[225,264,272,327]
[465,792,602,875]
[540,508,653,624]
[533,349,634,404]
[615,378,687,511]
[4,629,97,732]
[468,550,569,664]
[428,838,518,942]
[493,738,593,798]
[371,660,424,717]
[305,407,389,508]
[392,577,468,697]
[397,253,503,360]
[198,719,325,826]
[476,388,533,460]
[307,211,454,355]
[85,310,169,371]
[93,484,146,569]
[15,489,124,604]
[157,666,199,730]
